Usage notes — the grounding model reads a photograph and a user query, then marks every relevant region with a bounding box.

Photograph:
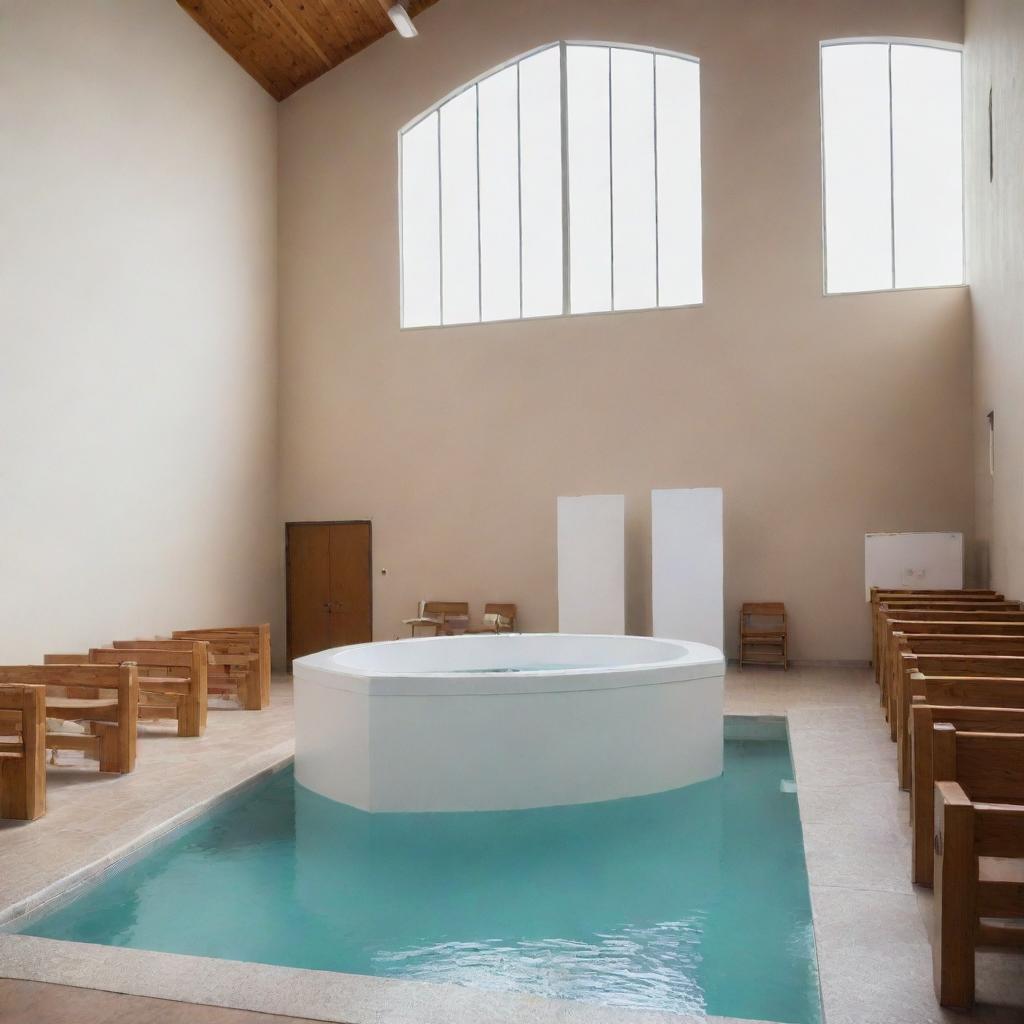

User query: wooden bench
[911,702,1024,885]
[870,590,1002,685]
[895,651,1024,788]
[86,644,208,738]
[897,647,1024,782]
[15,664,139,774]
[116,638,256,711]
[172,625,271,710]
[931,724,1024,1007]
[873,595,1008,680]
[876,601,1021,718]
[0,683,46,820]
[880,620,1024,730]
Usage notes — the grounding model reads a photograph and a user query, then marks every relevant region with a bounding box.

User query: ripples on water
[375,923,709,1015]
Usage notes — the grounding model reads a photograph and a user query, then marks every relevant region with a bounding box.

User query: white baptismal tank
[293,633,725,813]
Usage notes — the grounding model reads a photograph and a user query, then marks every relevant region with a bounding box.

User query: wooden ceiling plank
[264,1,334,70]
[219,0,319,93]
[177,0,288,98]
[285,0,353,64]
[177,0,443,101]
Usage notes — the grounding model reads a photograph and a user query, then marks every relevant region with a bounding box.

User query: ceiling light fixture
[387,3,418,38]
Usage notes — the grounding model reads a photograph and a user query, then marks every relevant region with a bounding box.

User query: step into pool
[18,738,821,1023]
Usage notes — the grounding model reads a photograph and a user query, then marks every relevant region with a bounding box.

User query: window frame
[397,40,703,329]
[819,37,966,297]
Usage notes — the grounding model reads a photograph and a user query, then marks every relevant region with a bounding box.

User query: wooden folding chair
[739,603,788,669]
[404,602,469,637]
[467,603,518,633]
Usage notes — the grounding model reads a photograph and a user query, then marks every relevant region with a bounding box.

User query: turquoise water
[20,741,820,1023]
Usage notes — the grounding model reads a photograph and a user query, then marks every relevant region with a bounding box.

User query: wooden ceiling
[177,0,440,101]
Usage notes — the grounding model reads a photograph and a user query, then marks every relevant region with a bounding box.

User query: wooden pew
[113,639,253,710]
[87,644,208,738]
[896,652,1024,788]
[911,702,1024,885]
[876,601,1021,718]
[172,625,270,710]
[16,663,139,774]
[881,621,1024,727]
[931,725,1024,1007]
[0,683,46,820]
[870,591,1002,685]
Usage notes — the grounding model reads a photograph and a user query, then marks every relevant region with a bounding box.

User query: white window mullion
[887,43,895,290]
[517,60,524,320]
[559,41,571,317]
[437,111,444,325]
[653,51,660,308]
[476,83,483,319]
[607,47,615,312]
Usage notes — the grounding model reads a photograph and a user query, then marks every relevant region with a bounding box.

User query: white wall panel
[652,488,724,651]
[557,495,625,634]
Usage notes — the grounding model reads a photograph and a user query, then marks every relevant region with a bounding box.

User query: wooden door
[287,521,372,667]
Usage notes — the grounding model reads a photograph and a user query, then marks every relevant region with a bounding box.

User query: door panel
[287,524,331,664]
[328,523,372,647]
[288,522,372,666]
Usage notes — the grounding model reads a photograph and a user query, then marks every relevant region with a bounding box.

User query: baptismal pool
[17,738,821,1024]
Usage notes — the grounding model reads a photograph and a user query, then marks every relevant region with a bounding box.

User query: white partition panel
[557,494,625,634]
[864,532,963,600]
[652,487,724,650]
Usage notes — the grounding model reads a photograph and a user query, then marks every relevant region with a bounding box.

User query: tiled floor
[1,666,1023,1024]
[0,977,317,1024]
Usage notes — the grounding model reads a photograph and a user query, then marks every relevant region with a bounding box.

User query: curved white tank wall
[294,634,725,813]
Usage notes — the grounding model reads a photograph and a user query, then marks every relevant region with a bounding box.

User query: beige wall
[964,1,1024,600]
[278,0,972,661]
[0,1,282,662]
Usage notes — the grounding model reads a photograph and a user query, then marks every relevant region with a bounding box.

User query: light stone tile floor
[1,668,1022,1023]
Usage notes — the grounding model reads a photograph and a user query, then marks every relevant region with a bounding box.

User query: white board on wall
[864,532,964,601]
[652,487,724,651]
[557,494,625,634]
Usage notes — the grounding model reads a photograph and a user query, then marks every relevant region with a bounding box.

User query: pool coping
[0,708,839,1024]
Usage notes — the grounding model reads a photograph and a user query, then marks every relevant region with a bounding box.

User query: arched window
[820,39,963,294]
[400,42,702,328]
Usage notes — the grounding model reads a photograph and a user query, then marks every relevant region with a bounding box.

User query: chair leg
[95,723,122,773]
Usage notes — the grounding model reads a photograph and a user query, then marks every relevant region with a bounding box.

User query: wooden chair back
[482,603,517,631]
[422,602,470,635]
[88,643,207,737]
[0,683,46,820]
[172,624,271,710]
